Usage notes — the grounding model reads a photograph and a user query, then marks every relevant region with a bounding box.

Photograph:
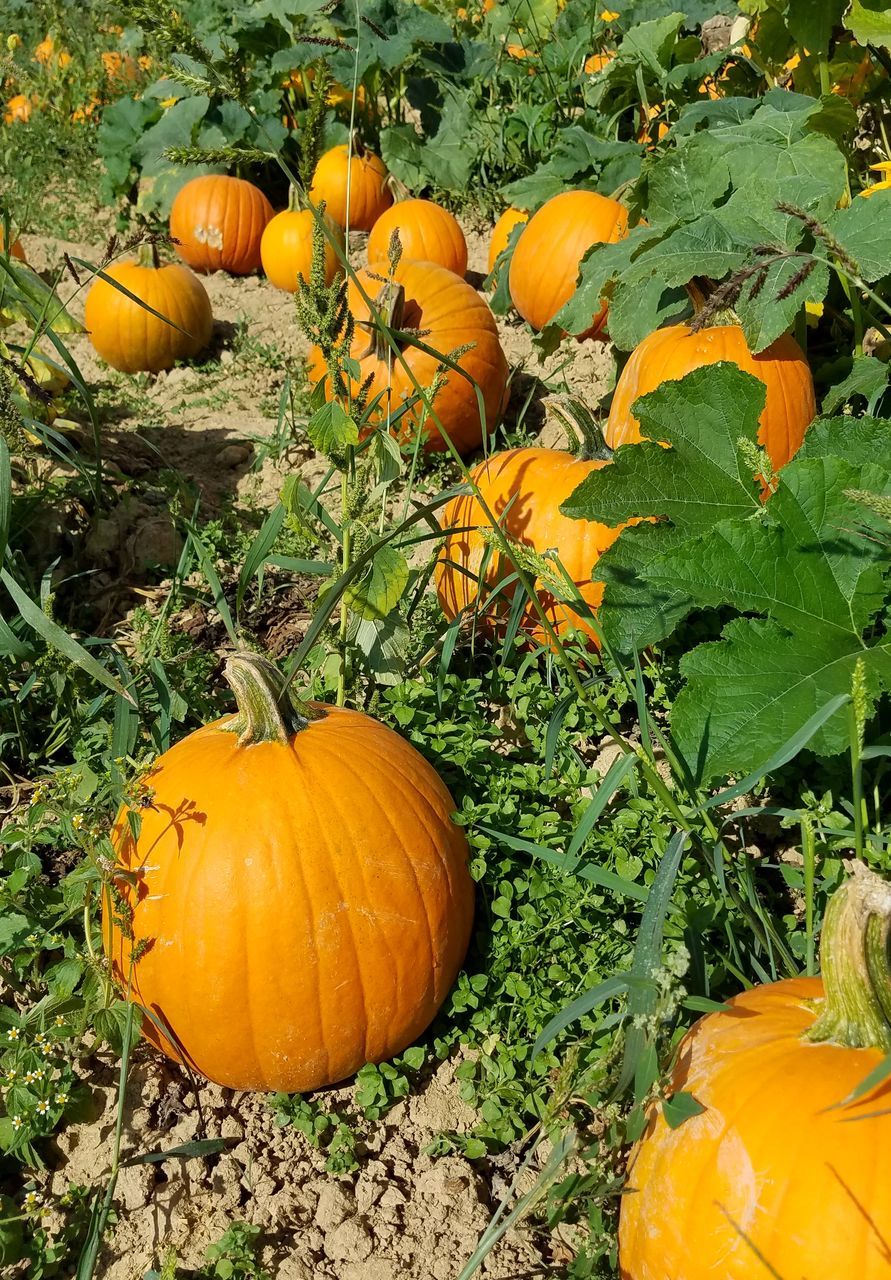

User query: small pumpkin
[435,404,630,647]
[260,197,343,293]
[103,652,474,1093]
[488,207,528,274]
[0,229,25,262]
[509,190,629,334]
[367,199,468,278]
[308,260,508,455]
[605,321,816,472]
[620,862,891,1280]
[309,143,392,232]
[84,245,213,374]
[170,175,274,275]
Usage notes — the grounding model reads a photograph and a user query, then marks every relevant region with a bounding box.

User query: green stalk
[801,816,817,976]
[338,453,353,708]
[818,57,831,97]
[849,704,866,861]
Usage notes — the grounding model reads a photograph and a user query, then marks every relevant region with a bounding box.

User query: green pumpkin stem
[223,651,322,746]
[136,240,161,270]
[806,861,891,1053]
[543,394,612,462]
[356,278,406,362]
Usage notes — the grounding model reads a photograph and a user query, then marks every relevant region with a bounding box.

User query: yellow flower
[600,8,619,19]
[57,50,72,69]
[860,161,891,199]
[160,95,180,109]
[34,36,54,64]
[805,300,823,327]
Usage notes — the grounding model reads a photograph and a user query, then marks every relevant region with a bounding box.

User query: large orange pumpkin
[170,175,273,275]
[309,144,392,231]
[103,652,474,1093]
[620,862,891,1280]
[84,248,213,373]
[367,199,468,277]
[435,443,629,647]
[308,260,508,455]
[509,190,629,334]
[606,322,816,471]
[260,204,343,293]
[488,207,528,274]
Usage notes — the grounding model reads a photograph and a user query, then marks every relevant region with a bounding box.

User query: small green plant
[202,1223,269,1280]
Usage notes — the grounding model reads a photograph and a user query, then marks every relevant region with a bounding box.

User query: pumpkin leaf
[844,0,891,50]
[827,187,891,283]
[822,356,891,416]
[662,1090,706,1128]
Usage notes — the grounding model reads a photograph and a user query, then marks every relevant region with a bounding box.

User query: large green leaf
[827,188,891,283]
[845,0,891,50]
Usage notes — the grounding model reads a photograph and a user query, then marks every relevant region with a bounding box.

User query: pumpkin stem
[136,240,161,270]
[287,184,305,213]
[355,278,406,362]
[806,861,891,1053]
[385,173,412,203]
[685,277,741,332]
[223,651,324,746]
[543,394,612,462]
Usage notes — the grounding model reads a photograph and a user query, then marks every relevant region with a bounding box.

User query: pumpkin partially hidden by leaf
[605,323,816,472]
[488,207,527,274]
[509,190,629,334]
[435,442,630,647]
[0,229,25,261]
[84,250,213,373]
[103,653,474,1093]
[308,260,508,455]
[170,175,273,275]
[367,199,468,277]
[260,207,343,293]
[620,862,891,1280]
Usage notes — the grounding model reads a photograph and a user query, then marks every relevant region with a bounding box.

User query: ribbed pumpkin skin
[509,191,629,333]
[84,261,213,373]
[620,976,891,1280]
[260,209,342,293]
[367,200,468,277]
[170,175,273,275]
[488,208,528,273]
[102,704,474,1093]
[606,323,816,471]
[307,260,508,455]
[309,146,392,231]
[435,447,627,647]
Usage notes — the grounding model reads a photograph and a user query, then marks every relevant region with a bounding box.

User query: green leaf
[827,188,891,282]
[93,1000,142,1055]
[845,0,891,50]
[134,95,210,165]
[0,914,31,955]
[306,401,359,456]
[553,226,656,338]
[0,438,10,565]
[734,256,830,354]
[786,0,846,57]
[619,12,686,77]
[822,358,891,416]
[343,544,409,621]
[662,1090,705,1128]
[646,146,731,225]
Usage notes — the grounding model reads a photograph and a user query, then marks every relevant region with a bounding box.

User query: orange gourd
[0,229,25,261]
[170,175,273,275]
[84,246,213,373]
[260,201,343,293]
[606,322,816,472]
[308,260,508,455]
[509,190,629,334]
[620,863,891,1280]
[367,199,468,277]
[103,652,474,1093]
[436,428,629,647]
[309,144,392,231]
[488,207,528,274]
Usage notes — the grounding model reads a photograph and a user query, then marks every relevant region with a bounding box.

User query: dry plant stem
[338,453,353,706]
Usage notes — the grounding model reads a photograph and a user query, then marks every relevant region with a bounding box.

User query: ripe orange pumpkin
[605,322,816,471]
[367,199,468,277]
[0,229,25,262]
[102,652,474,1093]
[620,862,891,1280]
[488,207,528,274]
[170,175,273,275]
[308,260,508,455]
[509,190,629,334]
[435,442,629,647]
[260,205,343,293]
[84,247,213,374]
[309,144,392,231]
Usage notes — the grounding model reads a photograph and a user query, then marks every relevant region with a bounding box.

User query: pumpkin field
[2,0,891,1276]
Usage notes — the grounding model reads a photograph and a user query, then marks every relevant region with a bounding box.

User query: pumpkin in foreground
[84,246,213,374]
[509,190,629,334]
[308,260,508,455]
[309,144,392,231]
[102,653,474,1093]
[620,861,891,1279]
[436,419,629,647]
[170,174,274,275]
[367,199,468,277]
[606,322,816,472]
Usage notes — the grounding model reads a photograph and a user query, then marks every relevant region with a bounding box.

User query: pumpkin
[0,229,25,262]
[84,245,213,374]
[509,190,629,334]
[436,412,629,646]
[367,199,468,278]
[488,207,528,274]
[170,175,273,275]
[308,259,508,455]
[102,652,474,1093]
[620,862,891,1280]
[584,51,614,73]
[4,94,32,124]
[309,144,392,232]
[260,200,343,293]
[605,322,816,472]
